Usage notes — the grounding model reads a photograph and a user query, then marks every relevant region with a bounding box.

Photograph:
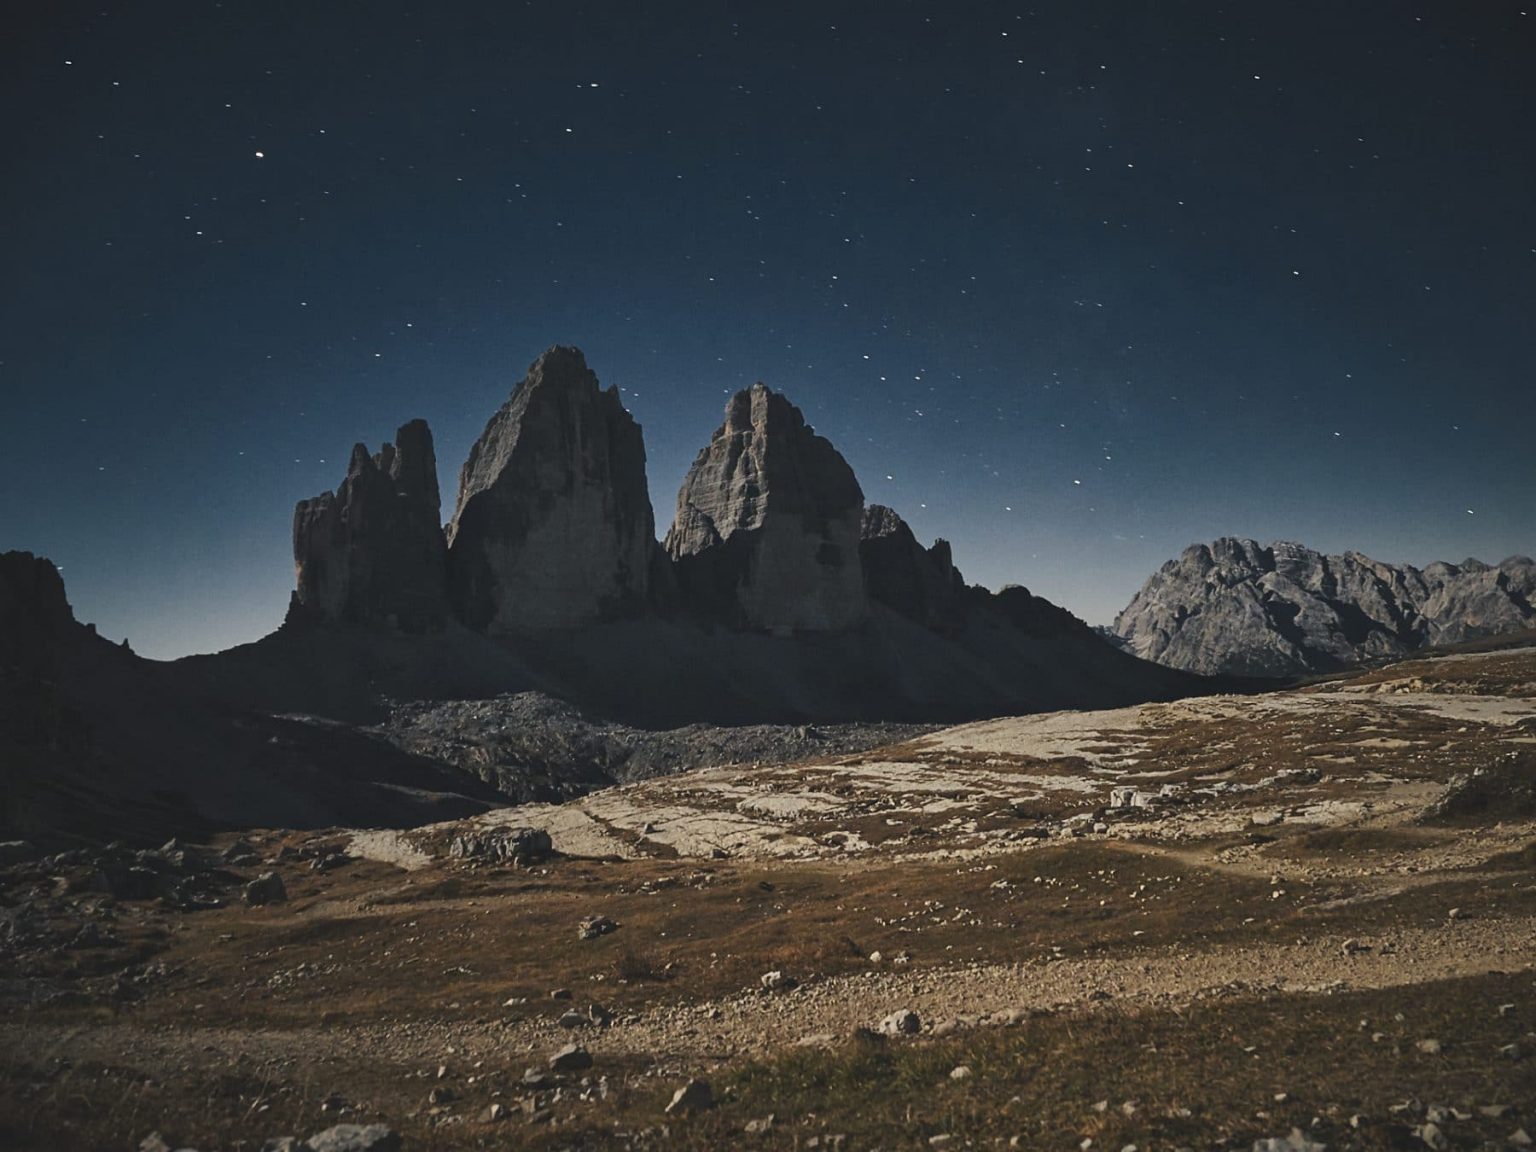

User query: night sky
[4,2,1533,660]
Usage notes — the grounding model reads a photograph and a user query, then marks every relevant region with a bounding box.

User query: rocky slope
[1114,537,1536,676]
[666,382,866,633]
[446,346,658,632]
[0,552,500,849]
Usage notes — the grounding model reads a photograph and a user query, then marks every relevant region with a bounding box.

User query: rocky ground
[2,647,1535,1150]
[373,692,935,804]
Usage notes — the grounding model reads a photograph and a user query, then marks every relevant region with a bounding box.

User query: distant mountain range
[1111,537,1536,677]
[10,345,1529,848]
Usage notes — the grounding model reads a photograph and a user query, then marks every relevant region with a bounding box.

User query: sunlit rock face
[292,418,450,632]
[665,382,866,634]
[447,346,656,633]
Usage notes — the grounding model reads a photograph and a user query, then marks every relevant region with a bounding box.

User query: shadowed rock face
[859,505,967,635]
[292,419,450,632]
[1113,537,1536,676]
[0,551,77,673]
[447,346,655,632]
[665,383,866,633]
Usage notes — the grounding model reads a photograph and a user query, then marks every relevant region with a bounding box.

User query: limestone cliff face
[1113,537,1536,676]
[665,383,866,633]
[859,505,967,634]
[291,419,450,632]
[446,346,656,632]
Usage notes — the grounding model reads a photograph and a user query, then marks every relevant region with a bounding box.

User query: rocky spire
[291,419,450,631]
[446,346,656,632]
[860,505,968,634]
[1,551,79,672]
[665,382,866,633]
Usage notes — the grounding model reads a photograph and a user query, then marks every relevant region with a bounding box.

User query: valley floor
[3,648,1535,1150]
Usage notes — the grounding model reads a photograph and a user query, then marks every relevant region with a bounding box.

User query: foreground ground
[3,648,1535,1150]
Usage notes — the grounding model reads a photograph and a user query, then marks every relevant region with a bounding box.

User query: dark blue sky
[4,1,1532,659]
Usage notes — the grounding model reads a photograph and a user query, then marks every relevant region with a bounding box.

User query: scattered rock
[1415,1038,1443,1055]
[448,825,552,865]
[664,1079,714,1115]
[949,1065,973,1081]
[305,1124,402,1152]
[878,1008,921,1036]
[1252,1129,1326,1152]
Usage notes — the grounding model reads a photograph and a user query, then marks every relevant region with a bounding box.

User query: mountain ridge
[1112,536,1536,677]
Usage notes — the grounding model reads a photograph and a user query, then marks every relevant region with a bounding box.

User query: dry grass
[4,648,1535,1149]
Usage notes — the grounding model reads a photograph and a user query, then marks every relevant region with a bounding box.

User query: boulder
[244,872,287,906]
[447,825,552,865]
[859,505,967,634]
[878,1008,921,1035]
[664,1079,714,1115]
[665,382,866,632]
[447,346,657,632]
[577,914,617,940]
[291,419,450,632]
[1113,538,1536,677]
[548,1043,592,1071]
[304,1125,401,1152]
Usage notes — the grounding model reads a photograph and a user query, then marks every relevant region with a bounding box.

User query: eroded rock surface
[291,420,449,632]
[1114,537,1536,676]
[447,347,656,632]
[665,382,865,632]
